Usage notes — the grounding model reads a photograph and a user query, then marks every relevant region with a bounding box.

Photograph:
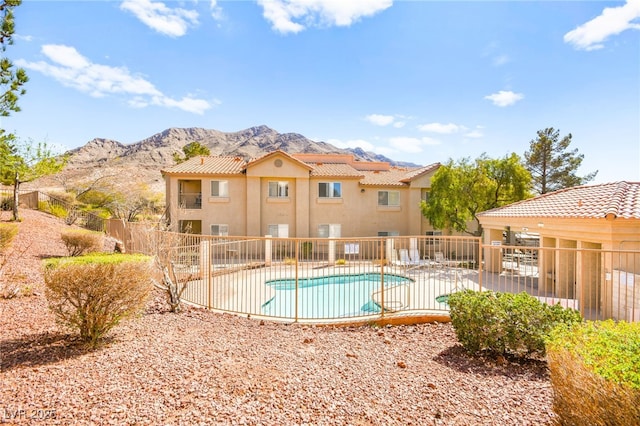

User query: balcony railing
[179,192,202,209]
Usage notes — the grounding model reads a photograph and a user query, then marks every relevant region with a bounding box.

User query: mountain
[36,126,418,193]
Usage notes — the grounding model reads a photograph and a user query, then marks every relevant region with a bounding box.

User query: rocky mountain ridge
[41,125,417,193]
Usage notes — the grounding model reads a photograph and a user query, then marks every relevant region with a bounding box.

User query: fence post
[264,236,272,266]
[380,237,385,319]
[199,239,211,309]
[295,240,299,323]
[478,238,483,292]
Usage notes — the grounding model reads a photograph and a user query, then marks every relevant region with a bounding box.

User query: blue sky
[3,0,639,183]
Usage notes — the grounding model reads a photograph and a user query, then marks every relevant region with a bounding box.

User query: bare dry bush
[43,255,153,347]
[0,223,22,299]
[548,349,640,425]
[61,230,103,256]
[0,223,18,251]
[151,230,198,313]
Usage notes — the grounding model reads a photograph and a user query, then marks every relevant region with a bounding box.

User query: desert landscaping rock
[1,209,556,425]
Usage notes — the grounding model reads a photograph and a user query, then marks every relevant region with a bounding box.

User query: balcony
[179,192,202,209]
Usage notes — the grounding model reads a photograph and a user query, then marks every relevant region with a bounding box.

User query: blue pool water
[261,273,412,319]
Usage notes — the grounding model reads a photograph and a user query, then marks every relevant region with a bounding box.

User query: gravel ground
[1,209,556,425]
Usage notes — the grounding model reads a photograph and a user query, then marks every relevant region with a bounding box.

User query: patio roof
[478,181,640,220]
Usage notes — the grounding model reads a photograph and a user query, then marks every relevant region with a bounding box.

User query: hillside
[35,126,416,194]
[1,208,555,425]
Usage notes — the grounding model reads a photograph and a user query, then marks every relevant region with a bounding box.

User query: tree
[105,183,164,222]
[421,153,531,236]
[172,141,210,164]
[0,0,28,117]
[0,139,67,221]
[524,128,597,194]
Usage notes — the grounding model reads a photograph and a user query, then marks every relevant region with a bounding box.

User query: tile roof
[245,150,313,170]
[161,156,246,175]
[400,162,441,182]
[360,168,417,187]
[309,163,364,178]
[161,151,440,187]
[478,181,640,220]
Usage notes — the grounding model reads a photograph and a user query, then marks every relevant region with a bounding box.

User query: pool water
[261,273,412,319]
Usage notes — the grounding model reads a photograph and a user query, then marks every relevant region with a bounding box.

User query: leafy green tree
[172,141,210,164]
[0,139,67,221]
[524,128,597,194]
[421,153,531,236]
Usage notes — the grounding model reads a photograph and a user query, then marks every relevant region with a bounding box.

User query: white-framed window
[210,180,229,197]
[211,224,229,236]
[267,224,289,238]
[318,182,342,198]
[378,190,400,206]
[378,231,400,237]
[318,224,341,238]
[268,181,289,198]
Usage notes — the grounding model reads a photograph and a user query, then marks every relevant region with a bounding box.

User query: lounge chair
[407,248,435,269]
[397,249,412,265]
[433,252,448,268]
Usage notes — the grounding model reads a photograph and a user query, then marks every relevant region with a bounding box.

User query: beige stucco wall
[164,154,442,238]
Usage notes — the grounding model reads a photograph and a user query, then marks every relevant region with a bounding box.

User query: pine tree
[524,128,597,194]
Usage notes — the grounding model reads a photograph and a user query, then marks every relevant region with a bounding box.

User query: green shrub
[0,223,18,252]
[49,203,68,219]
[0,196,13,211]
[61,229,103,256]
[43,254,153,347]
[448,290,582,358]
[546,320,640,425]
[37,200,50,213]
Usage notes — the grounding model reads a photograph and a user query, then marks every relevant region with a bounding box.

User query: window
[211,224,229,236]
[267,224,289,238]
[378,190,400,206]
[318,224,341,238]
[378,231,399,237]
[318,182,342,198]
[268,181,289,198]
[423,190,430,202]
[210,180,229,197]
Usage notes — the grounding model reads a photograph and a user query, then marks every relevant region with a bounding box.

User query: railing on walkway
[1,189,107,232]
[121,226,640,324]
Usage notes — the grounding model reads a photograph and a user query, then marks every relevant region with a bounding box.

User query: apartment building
[161,150,440,238]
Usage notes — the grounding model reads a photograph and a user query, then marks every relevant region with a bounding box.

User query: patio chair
[433,252,448,268]
[409,248,434,268]
[397,249,412,265]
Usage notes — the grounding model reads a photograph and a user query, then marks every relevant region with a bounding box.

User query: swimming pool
[261,273,413,319]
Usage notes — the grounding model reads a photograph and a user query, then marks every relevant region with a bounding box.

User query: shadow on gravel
[0,331,102,372]
[433,345,549,381]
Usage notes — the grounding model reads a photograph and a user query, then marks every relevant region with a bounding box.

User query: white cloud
[417,122,461,134]
[365,113,395,126]
[120,0,199,37]
[464,129,483,139]
[17,44,212,115]
[257,0,392,34]
[14,34,33,42]
[388,136,440,153]
[210,0,224,21]
[492,54,510,67]
[484,90,524,107]
[564,0,640,51]
[392,121,406,129]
